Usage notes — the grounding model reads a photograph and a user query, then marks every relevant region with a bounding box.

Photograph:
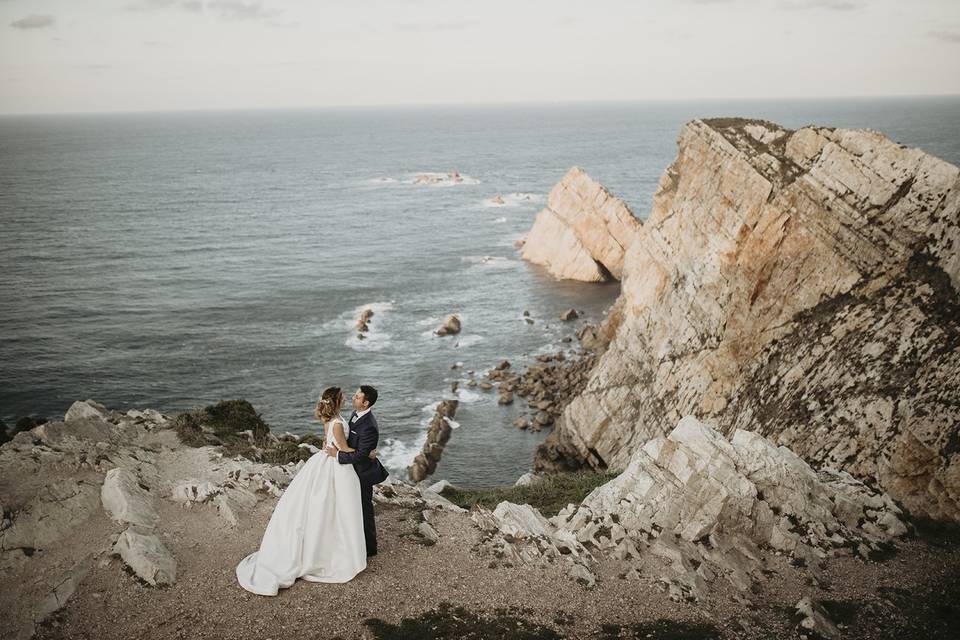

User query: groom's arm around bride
[325,386,389,486]
[325,385,389,558]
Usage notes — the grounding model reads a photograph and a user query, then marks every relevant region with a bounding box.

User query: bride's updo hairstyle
[315,386,344,421]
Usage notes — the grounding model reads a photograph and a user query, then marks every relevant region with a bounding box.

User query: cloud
[928,29,960,44]
[125,0,178,9]
[10,14,55,29]
[207,1,281,21]
[395,20,478,33]
[778,0,859,10]
[126,0,283,22]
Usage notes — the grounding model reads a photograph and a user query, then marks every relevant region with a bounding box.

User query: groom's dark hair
[360,385,378,408]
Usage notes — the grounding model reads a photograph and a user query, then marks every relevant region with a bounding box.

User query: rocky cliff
[535,118,960,521]
[520,166,642,281]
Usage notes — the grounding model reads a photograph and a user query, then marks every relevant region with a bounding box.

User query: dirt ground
[26,494,960,640]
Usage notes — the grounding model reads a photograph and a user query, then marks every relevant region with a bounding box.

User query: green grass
[439,469,618,517]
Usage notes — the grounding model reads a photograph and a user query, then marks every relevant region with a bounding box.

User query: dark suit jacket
[336,409,389,486]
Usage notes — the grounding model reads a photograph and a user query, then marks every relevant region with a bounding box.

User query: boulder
[64,400,108,423]
[417,521,440,544]
[427,479,452,494]
[214,487,258,526]
[101,468,159,527]
[435,314,462,336]
[514,472,541,487]
[560,308,579,321]
[112,527,176,586]
[795,597,841,640]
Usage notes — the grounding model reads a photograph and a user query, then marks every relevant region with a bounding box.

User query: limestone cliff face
[521,167,642,281]
[536,118,960,520]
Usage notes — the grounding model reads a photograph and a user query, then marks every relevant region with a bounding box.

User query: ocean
[2,96,959,486]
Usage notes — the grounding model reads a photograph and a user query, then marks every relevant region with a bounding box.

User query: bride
[236,386,375,595]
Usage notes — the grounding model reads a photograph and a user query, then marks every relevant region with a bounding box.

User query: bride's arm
[332,421,356,452]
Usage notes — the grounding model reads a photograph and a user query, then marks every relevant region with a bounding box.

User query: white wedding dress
[236,415,367,595]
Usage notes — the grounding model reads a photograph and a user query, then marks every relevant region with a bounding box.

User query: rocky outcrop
[520,167,642,282]
[0,399,305,638]
[536,118,960,520]
[408,400,459,482]
[482,417,908,599]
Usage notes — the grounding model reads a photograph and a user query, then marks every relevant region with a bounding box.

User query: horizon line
[2,93,959,118]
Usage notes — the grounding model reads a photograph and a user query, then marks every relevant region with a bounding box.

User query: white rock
[514,472,541,487]
[214,487,257,527]
[101,468,159,527]
[418,521,440,544]
[170,479,220,504]
[795,597,841,640]
[65,400,107,423]
[492,502,554,539]
[427,479,452,494]
[558,416,907,593]
[567,563,596,587]
[521,167,641,282]
[112,527,176,586]
[421,489,467,513]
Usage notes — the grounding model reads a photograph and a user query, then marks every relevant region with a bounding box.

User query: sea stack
[520,167,642,282]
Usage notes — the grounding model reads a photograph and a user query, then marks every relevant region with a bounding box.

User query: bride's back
[325,415,347,451]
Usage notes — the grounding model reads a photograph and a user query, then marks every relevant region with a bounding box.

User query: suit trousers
[360,482,377,556]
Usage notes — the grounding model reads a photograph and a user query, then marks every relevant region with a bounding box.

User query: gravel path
[28,493,960,640]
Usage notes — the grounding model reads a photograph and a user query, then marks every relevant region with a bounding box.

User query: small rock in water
[498,391,514,406]
[560,308,579,321]
[435,314,461,336]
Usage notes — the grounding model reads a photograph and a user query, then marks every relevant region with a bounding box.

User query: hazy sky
[2,0,959,114]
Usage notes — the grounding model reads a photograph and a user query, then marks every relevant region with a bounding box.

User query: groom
[325,385,389,557]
